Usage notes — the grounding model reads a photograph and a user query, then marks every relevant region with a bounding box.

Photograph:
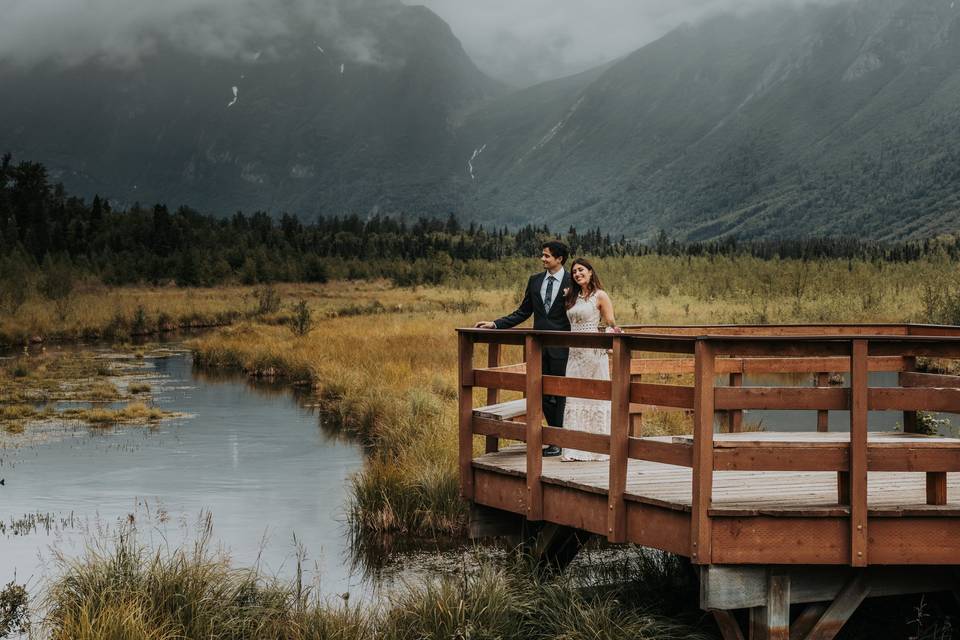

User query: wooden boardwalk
[458,324,960,639]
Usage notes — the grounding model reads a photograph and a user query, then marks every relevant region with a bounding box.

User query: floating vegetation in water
[0,350,179,432]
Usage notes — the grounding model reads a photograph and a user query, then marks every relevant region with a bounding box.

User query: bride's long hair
[564,258,604,310]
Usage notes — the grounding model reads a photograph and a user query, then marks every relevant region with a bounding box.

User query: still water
[1,351,372,597]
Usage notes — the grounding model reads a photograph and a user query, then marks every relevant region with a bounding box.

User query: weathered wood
[472,416,525,442]
[715,387,849,411]
[630,382,695,409]
[802,573,868,640]
[473,368,526,392]
[765,569,791,640]
[790,604,828,640]
[868,447,960,472]
[525,334,544,520]
[486,343,502,453]
[926,471,947,505]
[628,437,693,467]
[700,565,958,610]
[849,340,868,567]
[729,372,744,433]
[714,446,847,472]
[540,333,613,350]
[607,337,631,543]
[816,372,830,432]
[459,333,475,499]
[712,610,746,640]
[692,340,716,564]
[542,425,608,454]
[543,375,611,401]
[900,369,960,389]
[869,340,960,358]
[473,398,527,421]
[869,386,960,412]
[710,340,853,358]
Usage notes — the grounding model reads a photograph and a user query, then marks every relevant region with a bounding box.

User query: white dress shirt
[540,268,565,310]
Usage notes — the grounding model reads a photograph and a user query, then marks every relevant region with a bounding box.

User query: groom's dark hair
[541,240,569,265]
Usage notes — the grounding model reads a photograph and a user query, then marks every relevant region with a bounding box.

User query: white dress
[561,292,611,462]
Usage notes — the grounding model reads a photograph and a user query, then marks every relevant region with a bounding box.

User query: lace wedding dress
[561,293,610,462]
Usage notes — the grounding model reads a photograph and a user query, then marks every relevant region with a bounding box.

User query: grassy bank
[23,530,711,640]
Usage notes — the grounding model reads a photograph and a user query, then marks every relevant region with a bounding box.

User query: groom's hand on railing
[475,321,496,329]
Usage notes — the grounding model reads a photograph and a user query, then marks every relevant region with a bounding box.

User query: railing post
[728,371,743,433]
[692,339,716,564]
[485,343,502,453]
[816,372,830,432]
[607,336,631,543]
[525,334,544,521]
[458,332,476,500]
[850,339,868,567]
[902,355,918,433]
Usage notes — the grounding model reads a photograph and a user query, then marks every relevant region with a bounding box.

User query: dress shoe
[542,445,562,457]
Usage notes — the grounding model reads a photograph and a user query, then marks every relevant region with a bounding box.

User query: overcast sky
[414,0,843,86]
[1,0,844,85]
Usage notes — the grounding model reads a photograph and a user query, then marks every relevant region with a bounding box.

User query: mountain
[4,0,960,240]
[458,0,960,241]
[0,1,500,217]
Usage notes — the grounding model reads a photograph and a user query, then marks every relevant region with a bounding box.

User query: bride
[561,258,620,462]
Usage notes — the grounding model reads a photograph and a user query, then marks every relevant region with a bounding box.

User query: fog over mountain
[415,0,855,86]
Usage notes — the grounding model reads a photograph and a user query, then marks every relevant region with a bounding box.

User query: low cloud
[0,0,376,68]
[415,0,854,86]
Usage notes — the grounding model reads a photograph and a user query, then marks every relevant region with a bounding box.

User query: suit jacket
[495,271,572,358]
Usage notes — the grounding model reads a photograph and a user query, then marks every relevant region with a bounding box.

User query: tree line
[2,154,959,289]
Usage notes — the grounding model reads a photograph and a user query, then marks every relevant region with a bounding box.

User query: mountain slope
[458,0,960,241]
[0,1,500,216]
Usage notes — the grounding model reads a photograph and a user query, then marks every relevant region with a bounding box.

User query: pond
[0,350,377,598]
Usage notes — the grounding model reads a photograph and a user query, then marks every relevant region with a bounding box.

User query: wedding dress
[561,292,610,462]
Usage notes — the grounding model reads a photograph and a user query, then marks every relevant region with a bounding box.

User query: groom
[475,241,572,456]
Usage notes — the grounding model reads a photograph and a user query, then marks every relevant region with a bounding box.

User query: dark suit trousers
[542,351,568,428]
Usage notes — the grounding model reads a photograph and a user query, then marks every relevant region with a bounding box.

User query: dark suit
[495,270,572,427]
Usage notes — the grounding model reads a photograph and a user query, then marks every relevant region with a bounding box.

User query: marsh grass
[37,528,712,640]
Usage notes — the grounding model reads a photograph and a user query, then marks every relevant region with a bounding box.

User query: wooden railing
[457,324,960,567]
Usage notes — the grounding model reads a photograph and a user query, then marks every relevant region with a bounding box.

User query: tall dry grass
[36,527,710,640]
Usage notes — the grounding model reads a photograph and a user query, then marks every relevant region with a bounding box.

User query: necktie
[544,275,555,309]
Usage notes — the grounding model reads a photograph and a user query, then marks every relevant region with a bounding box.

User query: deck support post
[816,372,830,432]
[692,339,716,564]
[729,372,743,433]
[485,343,502,453]
[607,336,631,543]
[525,335,544,521]
[849,340,869,567]
[458,333,475,499]
[747,569,790,640]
